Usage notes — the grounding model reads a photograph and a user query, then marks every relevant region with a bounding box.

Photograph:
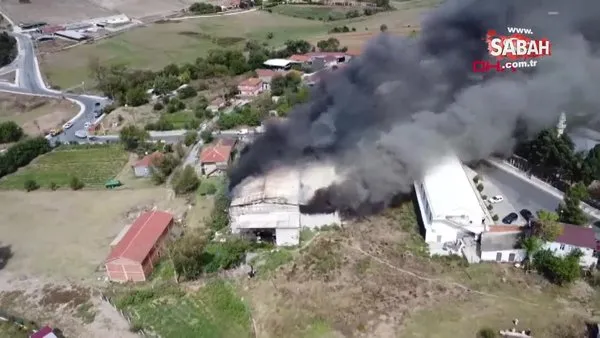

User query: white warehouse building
[414,155,488,256]
[230,164,342,246]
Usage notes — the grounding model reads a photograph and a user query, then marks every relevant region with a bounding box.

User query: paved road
[478,162,563,224]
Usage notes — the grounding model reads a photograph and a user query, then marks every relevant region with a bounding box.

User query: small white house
[132,152,163,178]
[543,223,598,268]
[480,226,526,263]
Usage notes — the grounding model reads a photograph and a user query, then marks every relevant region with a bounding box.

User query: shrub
[171,165,199,195]
[487,204,493,211]
[183,131,198,146]
[153,102,164,111]
[24,179,39,192]
[476,183,484,192]
[201,238,251,274]
[177,85,197,99]
[49,182,58,190]
[473,175,481,183]
[482,195,488,200]
[0,121,24,143]
[492,214,499,221]
[477,327,498,338]
[70,177,84,190]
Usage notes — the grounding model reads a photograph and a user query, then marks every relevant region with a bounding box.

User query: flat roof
[421,155,483,220]
[55,30,86,39]
[264,59,294,67]
[481,232,522,252]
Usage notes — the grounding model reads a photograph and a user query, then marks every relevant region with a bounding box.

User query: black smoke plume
[229,0,600,213]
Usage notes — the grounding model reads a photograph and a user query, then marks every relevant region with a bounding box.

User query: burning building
[229,163,342,246]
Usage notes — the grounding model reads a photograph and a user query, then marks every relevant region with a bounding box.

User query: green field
[161,111,199,129]
[41,11,330,89]
[0,144,129,190]
[271,5,357,21]
[119,281,252,338]
[0,321,28,338]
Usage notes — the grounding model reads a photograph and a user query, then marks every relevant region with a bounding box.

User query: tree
[24,179,39,192]
[200,130,214,144]
[0,121,24,143]
[316,38,341,52]
[521,236,542,270]
[172,165,200,195]
[70,177,85,190]
[125,86,148,107]
[169,229,208,280]
[380,24,388,32]
[178,85,197,99]
[533,210,562,241]
[119,125,149,151]
[533,249,582,285]
[584,144,600,181]
[184,131,198,146]
[557,183,588,225]
[0,32,16,67]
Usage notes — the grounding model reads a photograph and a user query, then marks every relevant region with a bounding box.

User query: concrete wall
[481,249,526,263]
[543,242,597,267]
[133,165,150,177]
[276,228,300,246]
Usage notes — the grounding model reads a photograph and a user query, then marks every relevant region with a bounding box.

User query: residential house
[480,225,527,263]
[132,151,163,178]
[105,210,175,282]
[198,138,237,176]
[543,223,597,267]
[207,97,226,113]
[237,77,263,97]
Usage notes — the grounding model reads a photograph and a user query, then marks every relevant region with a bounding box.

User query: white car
[489,195,504,203]
[63,122,73,129]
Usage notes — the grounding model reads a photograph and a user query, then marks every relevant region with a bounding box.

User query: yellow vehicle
[49,127,63,137]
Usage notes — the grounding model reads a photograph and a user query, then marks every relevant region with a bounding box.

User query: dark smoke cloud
[229,0,600,212]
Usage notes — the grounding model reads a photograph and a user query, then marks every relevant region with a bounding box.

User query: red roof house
[237,77,263,97]
[198,139,236,176]
[105,210,174,282]
[132,152,164,178]
[555,223,596,249]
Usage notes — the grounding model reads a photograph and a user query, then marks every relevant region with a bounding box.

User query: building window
[496,252,502,262]
[436,235,442,243]
[508,253,516,262]
[560,244,566,250]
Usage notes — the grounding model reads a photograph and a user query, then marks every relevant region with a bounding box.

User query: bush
[153,102,164,111]
[183,131,198,146]
[473,175,481,183]
[70,177,84,190]
[492,214,499,221]
[0,136,52,178]
[533,249,582,285]
[49,182,58,190]
[198,181,217,196]
[177,86,197,99]
[201,238,251,274]
[482,195,488,200]
[0,121,24,143]
[172,165,199,195]
[486,204,493,211]
[476,183,484,192]
[24,179,39,192]
[477,327,497,338]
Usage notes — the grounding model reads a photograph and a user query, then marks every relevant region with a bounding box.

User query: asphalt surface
[478,164,563,225]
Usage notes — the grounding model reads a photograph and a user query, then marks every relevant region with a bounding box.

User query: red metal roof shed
[105,210,174,264]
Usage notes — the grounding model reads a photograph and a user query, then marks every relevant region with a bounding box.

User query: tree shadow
[0,243,13,270]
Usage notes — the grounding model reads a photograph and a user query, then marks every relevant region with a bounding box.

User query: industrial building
[229,163,342,246]
[414,154,487,256]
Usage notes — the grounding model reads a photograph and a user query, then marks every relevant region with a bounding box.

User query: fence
[99,293,158,337]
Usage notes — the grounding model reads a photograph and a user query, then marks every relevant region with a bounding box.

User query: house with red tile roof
[543,223,597,267]
[132,151,164,178]
[237,77,263,97]
[198,138,237,176]
[105,210,175,282]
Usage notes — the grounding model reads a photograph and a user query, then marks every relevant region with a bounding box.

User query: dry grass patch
[0,92,79,136]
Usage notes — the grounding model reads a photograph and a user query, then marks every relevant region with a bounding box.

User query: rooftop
[239,77,262,87]
[105,210,174,264]
[556,223,596,249]
[421,155,483,221]
[134,151,163,168]
[231,162,342,207]
[199,139,235,163]
[263,59,295,68]
[481,231,522,252]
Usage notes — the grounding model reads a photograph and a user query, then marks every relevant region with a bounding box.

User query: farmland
[0,144,128,189]
[115,281,253,338]
[271,5,359,21]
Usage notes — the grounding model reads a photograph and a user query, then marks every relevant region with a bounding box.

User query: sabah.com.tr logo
[472,27,552,73]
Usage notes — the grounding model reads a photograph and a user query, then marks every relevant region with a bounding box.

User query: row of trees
[0,136,52,179]
[0,32,16,68]
[515,129,593,225]
[188,2,222,14]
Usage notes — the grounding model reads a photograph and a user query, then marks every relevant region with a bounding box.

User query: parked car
[489,195,504,203]
[94,110,103,118]
[63,122,73,129]
[520,209,534,222]
[502,212,519,224]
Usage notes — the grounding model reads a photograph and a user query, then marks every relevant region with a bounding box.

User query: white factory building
[229,164,342,246]
[414,155,488,257]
